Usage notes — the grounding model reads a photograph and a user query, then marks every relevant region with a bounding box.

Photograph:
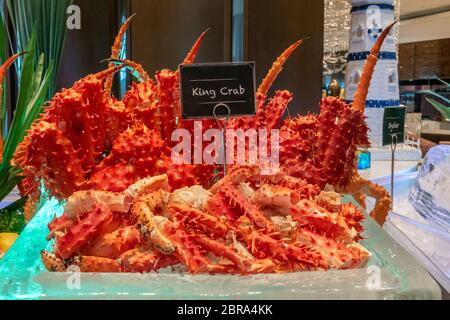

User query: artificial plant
[0,0,71,233]
[423,78,450,121]
[0,30,53,233]
[3,0,72,98]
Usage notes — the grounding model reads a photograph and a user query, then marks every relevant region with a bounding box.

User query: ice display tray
[0,196,441,300]
[373,172,450,294]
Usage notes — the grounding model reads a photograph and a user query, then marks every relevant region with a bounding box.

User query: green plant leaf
[419,90,450,106]
[29,53,45,104]
[426,97,450,120]
[0,0,71,215]
[435,77,450,88]
[0,12,8,137]
[0,198,26,233]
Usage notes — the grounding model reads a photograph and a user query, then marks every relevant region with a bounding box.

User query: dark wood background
[56,0,325,115]
[246,0,324,114]
[130,0,232,72]
[57,0,120,90]
[399,38,450,81]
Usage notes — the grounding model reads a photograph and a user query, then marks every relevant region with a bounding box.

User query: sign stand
[213,103,231,177]
[390,133,398,208]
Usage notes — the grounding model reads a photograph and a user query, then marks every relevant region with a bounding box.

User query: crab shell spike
[0,52,27,161]
[94,64,128,80]
[105,13,136,92]
[105,58,151,82]
[182,28,211,66]
[353,21,397,112]
[257,40,303,97]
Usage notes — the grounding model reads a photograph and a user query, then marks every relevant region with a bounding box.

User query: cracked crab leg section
[55,204,113,259]
[65,191,127,220]
[41,251,67,272]
[189,233,252,271]
[236,216,327,271]
[132,191,176,254]
[124,174,169,204]
[79,226,141,259]
[211,181,275,233]
[169,203,228,239]
[119,249,179,273]
[295,228,370,269]
[72,256,121,273]
[158,219,236,274]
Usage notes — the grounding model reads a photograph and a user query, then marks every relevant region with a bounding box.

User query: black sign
[180,62,256,119]
[382,106,406,146]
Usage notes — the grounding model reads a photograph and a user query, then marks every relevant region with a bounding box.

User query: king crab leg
[0,52,27,163]
[257,40,303,98]
[104,14,136,93]
[119,249,179,273]
[132,191,176,254]
[169,203,228,239]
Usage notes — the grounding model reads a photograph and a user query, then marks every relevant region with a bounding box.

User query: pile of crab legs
[6,15,394,273]
[42,169,370,274]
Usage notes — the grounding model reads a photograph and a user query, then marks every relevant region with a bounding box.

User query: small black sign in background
[180,62,256,119]
[382,106,406,146]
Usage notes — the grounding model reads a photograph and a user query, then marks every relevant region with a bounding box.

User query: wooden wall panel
[247,0,324,114]
[414,38,450,80]
[398,43,415,81]
[57,0,119,91]
[399,38,450,81]
[130,0,231,75]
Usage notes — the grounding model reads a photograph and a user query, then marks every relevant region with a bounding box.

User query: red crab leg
[179,28,211,68]
[119,249,179,273]
[295,228,370,269]
[189,233,252,271]
[236,216,327,270]
[290,200,353,243]
[73,256,121,273]
[257,40,303,97]
[353,21,396,112]
[105,14,136,92]
[55,204,113,259]
[132,199,176,255]
[79,226,141,259]
[106,58,150,82]
[260,90,293,130]
[41,251,67,272]
[94,64,128,80]
[169,203,228,239]
[42,251,122,273]
[160,221,237,274]
[219,182,275,233]
[0,52,27,162]
[48,214,76,239]
[160,223,212,273]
